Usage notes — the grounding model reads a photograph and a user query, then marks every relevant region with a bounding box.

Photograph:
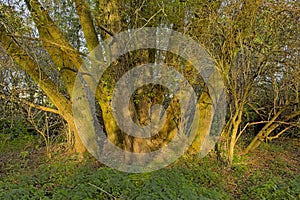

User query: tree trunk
[189,88,213,155]
[228,121,239,164]
[244,123,279,154]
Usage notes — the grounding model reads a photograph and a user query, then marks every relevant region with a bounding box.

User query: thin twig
[267,125,293,141]
[139,8,163,30]
[88,183,118,200]
[8,34,88,57]
[0,94,60,114]
[98,24,114,36]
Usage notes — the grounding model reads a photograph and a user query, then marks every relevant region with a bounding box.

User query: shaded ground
[0,138,299,199]
[224,138,300,199]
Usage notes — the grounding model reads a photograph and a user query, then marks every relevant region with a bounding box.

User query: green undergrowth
[0,155,231,199]
[241,173,300,200]
[0,119,37,153]
[0,138,299,199]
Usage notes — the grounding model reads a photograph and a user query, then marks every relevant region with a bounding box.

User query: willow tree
[1,0,297,166]
[0,0,223,158]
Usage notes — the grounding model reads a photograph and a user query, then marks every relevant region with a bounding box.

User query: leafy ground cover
[0,136,299,199]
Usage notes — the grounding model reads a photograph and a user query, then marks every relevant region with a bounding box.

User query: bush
[0,118,36,152]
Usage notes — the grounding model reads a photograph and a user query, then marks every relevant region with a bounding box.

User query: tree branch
[0,24,73,120]
[267,126,293,141]
[74,0,100,51]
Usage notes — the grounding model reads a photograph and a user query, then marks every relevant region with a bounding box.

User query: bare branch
[267,126,293,141]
